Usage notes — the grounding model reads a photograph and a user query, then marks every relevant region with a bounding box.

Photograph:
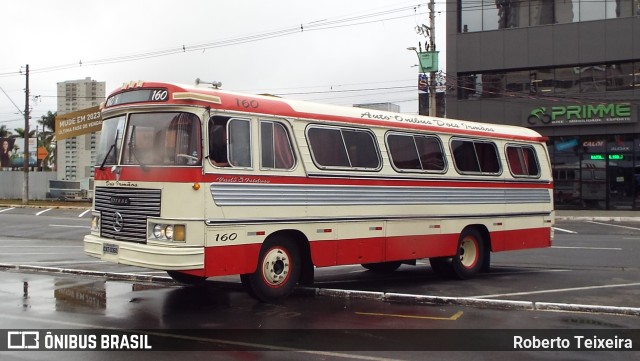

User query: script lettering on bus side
[105,181,139,188]
[359,111,496,133]
[215,176,270,184]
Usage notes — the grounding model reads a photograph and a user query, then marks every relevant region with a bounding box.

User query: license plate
[103,243,119,255]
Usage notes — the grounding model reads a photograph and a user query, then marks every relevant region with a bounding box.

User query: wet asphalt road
[0,207,639,360]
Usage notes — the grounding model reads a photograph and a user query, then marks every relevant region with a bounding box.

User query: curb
[2,263,639,317]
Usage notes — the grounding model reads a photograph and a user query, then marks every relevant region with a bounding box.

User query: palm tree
[38,111,56,132]
[12,127,36,138]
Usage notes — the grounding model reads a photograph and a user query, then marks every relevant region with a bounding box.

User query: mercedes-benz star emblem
[113,212,124,232]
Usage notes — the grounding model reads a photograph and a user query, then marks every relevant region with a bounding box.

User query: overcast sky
[0,0,445,131]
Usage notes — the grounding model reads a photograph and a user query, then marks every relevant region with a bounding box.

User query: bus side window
[208,117,230,167]
[506,145,540,177]
[228,119,252,168]
[307,126,380,170]
[261,121,295,170]
[452,139,501,175]
[387,133,446,172]
[307,127,350,167]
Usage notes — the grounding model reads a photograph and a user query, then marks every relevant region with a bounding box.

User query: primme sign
[525,103,634,127]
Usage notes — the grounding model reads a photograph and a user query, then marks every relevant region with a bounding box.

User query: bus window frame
[305,124,383,172]
[505,143,542,179]
[259,119,297,172]
[450,137,503,176]
[384,131,448,174]
[228,118,253,169]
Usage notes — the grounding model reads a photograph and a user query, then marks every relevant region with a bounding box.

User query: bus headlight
[150,223,186,242]
[153,224,165,239]
[165,225,174,239]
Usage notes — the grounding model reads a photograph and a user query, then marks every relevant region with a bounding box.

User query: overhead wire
[0,3,429,78]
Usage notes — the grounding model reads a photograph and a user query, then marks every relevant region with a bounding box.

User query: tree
[38,111,56,132]
[12,127,36,138]
[0,125,12,138]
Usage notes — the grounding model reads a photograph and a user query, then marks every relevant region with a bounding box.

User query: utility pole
[22,64,29,205]
[428,0,437,117]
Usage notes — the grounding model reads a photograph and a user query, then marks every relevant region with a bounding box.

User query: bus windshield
[97,115,125,168]
[120,112,202,167]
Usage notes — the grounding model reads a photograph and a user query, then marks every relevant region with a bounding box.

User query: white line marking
[553,227,577,234]
[587,221,640,231]
[0,207,15,213]
[471,282,640,299]
[79,209,91,217]
[1,261,106,264]
[551,246,622,251]
[0,252,78,255]
[0,246,82,248]
[35,208,53,216]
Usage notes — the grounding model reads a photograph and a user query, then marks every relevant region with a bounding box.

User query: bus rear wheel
[451,228,485,279]
[242,237,301,303]
[430,228,486,279]
[361,261,402,272]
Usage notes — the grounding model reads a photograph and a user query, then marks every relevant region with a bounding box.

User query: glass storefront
[549,134,639,209]
[460,0,640,33]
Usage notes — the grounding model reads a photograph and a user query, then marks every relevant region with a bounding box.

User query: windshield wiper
[99,129,119,171]
[127,126,148,171]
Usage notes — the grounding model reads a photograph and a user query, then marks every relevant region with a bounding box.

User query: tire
[451,228,485,279]
[361,261,402,273]
[243,238,301,302]
[166,270,207,285]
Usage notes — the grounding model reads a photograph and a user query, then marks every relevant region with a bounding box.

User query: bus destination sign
[105,88,169,108]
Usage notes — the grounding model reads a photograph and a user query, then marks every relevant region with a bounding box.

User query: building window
[458,62,638,100]
[458,0,638,33]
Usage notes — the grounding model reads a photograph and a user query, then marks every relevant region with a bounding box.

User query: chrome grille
[95,187,161,243]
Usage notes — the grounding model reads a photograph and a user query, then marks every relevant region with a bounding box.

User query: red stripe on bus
[95,168,552,190]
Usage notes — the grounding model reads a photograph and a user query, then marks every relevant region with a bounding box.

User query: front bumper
[83,234,204,271]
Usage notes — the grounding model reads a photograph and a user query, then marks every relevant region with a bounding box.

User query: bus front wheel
[242,237,301,303]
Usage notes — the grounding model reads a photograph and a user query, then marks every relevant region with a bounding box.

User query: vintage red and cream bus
[84,81,554,302]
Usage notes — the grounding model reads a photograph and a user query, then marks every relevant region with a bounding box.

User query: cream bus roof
[110,81,545,142]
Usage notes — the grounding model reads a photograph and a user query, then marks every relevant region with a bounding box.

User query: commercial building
[446,1,640,210]
[56,77,105,189]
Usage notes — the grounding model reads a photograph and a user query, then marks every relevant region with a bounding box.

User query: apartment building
[56,77,105,183]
